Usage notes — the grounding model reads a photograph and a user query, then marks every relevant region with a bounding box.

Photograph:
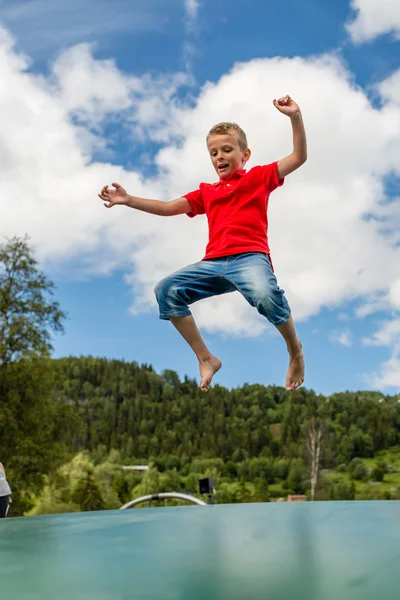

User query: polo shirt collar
[213,169,247,186]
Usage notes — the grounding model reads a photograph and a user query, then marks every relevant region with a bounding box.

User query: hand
[273,95,301,117]
[98,182,128,208]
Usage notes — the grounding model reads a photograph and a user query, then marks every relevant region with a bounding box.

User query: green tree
[0,357,80,514]
[332,481,356,500]
[287,459,308,494]
[235,479,253,503]
[371,459,387,482]
[0,237,75,514]
[132,465,161,497]
[215,482,236,504]
[255,476,270,502]
[28,483,80,516]
[0,236,65,365]
[71,472,105,511]
[348,458,368,481]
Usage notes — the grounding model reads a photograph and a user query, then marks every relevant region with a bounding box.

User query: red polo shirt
[184,162,284,260]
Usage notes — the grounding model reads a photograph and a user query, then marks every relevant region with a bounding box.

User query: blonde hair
[207,122,248,151]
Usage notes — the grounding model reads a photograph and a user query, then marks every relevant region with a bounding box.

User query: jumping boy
[99,95,307,392]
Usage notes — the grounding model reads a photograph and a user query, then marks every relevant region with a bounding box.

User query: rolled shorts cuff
[159,309,192,320]
[270,310,291,326]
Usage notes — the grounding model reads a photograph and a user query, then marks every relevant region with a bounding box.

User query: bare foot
[286,344,305,391]
[199,355,222,392]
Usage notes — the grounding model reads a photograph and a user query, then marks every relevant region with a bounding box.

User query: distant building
[276,495,307,502]
[287,495,307,502]
[122,465,149,471]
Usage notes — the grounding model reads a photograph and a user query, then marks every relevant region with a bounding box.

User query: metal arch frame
[120,492,207,509]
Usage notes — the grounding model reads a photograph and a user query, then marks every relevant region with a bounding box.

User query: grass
[323,446,400,498]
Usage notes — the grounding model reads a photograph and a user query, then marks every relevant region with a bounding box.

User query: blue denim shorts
[154,252,291,326]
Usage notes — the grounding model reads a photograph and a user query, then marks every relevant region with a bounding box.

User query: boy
[99,95,306,392]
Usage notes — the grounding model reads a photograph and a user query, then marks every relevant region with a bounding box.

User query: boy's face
[207,132,251,179]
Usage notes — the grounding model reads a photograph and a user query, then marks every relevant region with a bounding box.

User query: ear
[243,148,251,164]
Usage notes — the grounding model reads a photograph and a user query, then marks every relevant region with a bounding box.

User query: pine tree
[71,472,105,511]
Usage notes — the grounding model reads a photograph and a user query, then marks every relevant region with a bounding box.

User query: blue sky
[0,0,399,395]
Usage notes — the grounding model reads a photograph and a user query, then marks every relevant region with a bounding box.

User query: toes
[286,379,303,391]
[201,379,210,392]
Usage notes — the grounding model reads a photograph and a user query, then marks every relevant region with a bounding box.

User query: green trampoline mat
[1,501,400,600]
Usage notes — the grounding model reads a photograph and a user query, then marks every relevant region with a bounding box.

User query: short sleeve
[262,161,284,192]
[184,188,205,218]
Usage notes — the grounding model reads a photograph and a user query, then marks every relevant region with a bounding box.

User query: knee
[154,276,178,305]
[154,278,168,304]
[254,286,290,324]
[254,291,274,314]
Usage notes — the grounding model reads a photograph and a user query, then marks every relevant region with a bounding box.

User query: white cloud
[50,43,190,137]
[182,0,201,71]
[184,0,200,28]
[362,318,400,389]
[0,27,400,381]
[346,0,400,43]
[0,27,187,264]
[378,70,400,107]
[368,358,400,388]
[331,330,353,347]
[389,279,400,309]
[0,0,173,56]
[363,319,400,354]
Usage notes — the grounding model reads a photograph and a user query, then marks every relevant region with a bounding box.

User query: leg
[170,315,221,392]
[154,259,235,391]
[0,495,9,518]
[224,253,304,391]
[275,314,304,391]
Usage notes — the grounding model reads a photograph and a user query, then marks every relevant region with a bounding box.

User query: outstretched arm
[274,96,307,179]
[98,183,192,216]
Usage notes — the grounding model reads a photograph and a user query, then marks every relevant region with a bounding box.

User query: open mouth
[218,163,229,172]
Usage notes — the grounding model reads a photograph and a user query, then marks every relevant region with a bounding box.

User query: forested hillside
[29,356,400,514]
[54,356,399,469]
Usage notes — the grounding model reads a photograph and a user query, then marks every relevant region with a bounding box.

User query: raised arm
[98,183,192,216]
[274,96,307,179]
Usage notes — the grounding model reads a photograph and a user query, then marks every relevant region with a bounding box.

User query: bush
[287,459,308,494]
[316,479,356,501]
[351,462,369,481]
[215,483,236,504]
[332,481,356,500]
[27,485,80,516]
[224,461,238,478]
[273,459,290,481]
[358,486,391,500]
[348,458,368,481]
[268,486,287,499]
[371,459,387,482]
